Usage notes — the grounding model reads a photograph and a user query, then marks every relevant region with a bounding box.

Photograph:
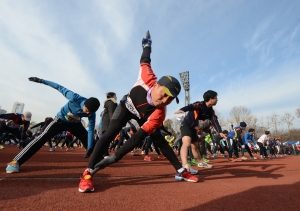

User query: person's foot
[228,158,236,162]
[175,169,198,182]
[83,148,93,158]
[187,166,198,175]
[198,162,213,168]
[236,157,243,162]
[241,156,248,160]
[78,169,94,193]
[188,158,198,166]
[157,155,166,159]
[202,157,210,163]
[49,148,55,152]
[144,155,154,161]
[6,161,19,173]
[250,156,257,160]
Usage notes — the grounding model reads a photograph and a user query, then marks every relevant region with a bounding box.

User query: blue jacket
[243,132,256,145]
[227,126,243,144]
[42,80,96,146]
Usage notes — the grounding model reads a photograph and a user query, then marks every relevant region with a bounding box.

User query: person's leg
[150,130,183,171]
[87,103,131,169]
[7,117,65,169]
[227,138,234,159]
[144,137,154,161]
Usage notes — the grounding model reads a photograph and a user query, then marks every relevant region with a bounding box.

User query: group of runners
[0,31,294,193]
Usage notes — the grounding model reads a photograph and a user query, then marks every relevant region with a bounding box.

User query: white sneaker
[250,156,257,160]
[242,156,248,160]
[188,167,198,175]
[198,162,213,168]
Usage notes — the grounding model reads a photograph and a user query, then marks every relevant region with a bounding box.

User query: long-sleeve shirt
[180,101,222,133]
[41,80,96,146]
[243,132,256,145]
[0,113,30,141]
[227,126,243,144]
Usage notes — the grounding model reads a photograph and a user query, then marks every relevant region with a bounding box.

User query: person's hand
[142,30,152,48]
[28,77,42,83]
[175,110,184,114]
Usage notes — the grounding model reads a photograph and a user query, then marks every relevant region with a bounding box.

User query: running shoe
[187,166,198,175]
[157,155,166,159]
[198,162,213,168]
[241,156,248,160]
[228,158,236,162]
[236,157,243,162]
[212,154,218,158]
[175,169,198,182]
[144,155,154,161]
[250,156,257,160]
[6,161,19,173]
[202,158,210,163]
[78,169,94,193]
[188,158,198,166]
[49,148,55,152]
[0,145,4,149]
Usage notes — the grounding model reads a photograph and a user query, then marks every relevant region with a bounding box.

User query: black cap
[157,76,181,104]
[240,122,247,127]
[84,97,100,113]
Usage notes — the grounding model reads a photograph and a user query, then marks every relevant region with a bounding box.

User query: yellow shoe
[0,145,4,149]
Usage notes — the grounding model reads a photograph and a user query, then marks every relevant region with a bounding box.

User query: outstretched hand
[142,30,152,48]
[175,110,184,114]
[28,77,42,83]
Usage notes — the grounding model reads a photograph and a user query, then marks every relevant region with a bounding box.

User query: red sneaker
[175,169,198,182]
[78,169,94,193]
[157,155,166,159]
[144,155,154,161]
[228,158,236,162]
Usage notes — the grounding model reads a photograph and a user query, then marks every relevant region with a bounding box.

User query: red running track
[0,145,300,211]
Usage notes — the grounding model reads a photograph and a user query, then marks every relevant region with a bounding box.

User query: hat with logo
[157,76,181,104]
[23,111,32,121]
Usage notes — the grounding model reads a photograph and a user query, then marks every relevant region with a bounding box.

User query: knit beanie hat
[84,97,100,113]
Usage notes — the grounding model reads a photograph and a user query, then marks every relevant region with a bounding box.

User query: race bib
[124,96,141,119]
[64,112,80,123]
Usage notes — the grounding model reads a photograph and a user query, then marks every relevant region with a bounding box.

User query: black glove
[28,77,42,83]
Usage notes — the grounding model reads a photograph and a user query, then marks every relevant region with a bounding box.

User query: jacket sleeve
[30,122,44,129]
[0,113,18,120]
[141,107,166,135]
[179,104,195,112]
[210,110,222,133]
[42,80,86,102]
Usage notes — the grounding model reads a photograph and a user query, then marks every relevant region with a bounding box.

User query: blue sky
[0,0,299,130]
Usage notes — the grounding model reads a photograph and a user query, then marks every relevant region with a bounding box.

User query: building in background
[12,102,25,113]
[0,105,7,114]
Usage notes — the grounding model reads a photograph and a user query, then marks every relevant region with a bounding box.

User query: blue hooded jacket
[42,80,96,148]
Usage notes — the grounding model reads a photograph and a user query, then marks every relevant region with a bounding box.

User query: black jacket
[102,98,117,132]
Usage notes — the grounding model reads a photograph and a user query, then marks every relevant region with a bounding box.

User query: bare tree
[268,114,281,136]
[296,108,300,119]
[229,106,252,126]
[281,113,295,134]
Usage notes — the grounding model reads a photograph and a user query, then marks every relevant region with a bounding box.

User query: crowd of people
[0,31,299,193]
